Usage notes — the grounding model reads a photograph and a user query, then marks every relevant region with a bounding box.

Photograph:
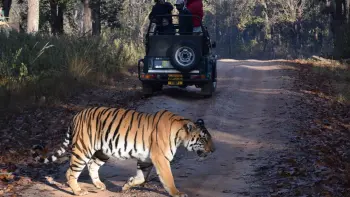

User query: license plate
[168,81,183,85]
[168,74,183,86]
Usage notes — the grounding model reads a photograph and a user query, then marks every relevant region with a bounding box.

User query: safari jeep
[137,14,217,97]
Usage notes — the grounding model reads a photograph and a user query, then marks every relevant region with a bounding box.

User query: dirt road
[22,60,296,197]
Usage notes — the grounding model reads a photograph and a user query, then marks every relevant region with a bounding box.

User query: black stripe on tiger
[124,111,136,151]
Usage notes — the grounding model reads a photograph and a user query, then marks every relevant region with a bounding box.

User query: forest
[204,0,350,59]
[0,0,350,107]
[1,1,350,196]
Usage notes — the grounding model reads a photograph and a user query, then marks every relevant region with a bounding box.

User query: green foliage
[100,0,124,29]
[0,31,143,107]
[203,0,335,59]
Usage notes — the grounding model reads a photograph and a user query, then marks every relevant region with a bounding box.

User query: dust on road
[22,59,296,197]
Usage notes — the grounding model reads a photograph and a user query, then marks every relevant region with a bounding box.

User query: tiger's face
[185,119,215,157]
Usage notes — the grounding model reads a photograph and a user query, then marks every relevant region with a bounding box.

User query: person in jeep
[186,0,203,33]
[175,0,193,35]
[138,0,217,97]
[149,0,175,35]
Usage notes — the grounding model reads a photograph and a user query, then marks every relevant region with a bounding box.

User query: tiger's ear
[185,122,195,132]
[196,119,205,126]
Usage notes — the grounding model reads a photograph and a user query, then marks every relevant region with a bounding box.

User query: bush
[0,31,144,109]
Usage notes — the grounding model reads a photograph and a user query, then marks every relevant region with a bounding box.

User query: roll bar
[147,14,204,33]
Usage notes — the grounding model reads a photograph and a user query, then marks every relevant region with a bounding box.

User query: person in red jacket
[186,0,203,33]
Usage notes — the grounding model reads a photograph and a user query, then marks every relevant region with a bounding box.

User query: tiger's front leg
[122,160,153,191]
[151,155,187,197]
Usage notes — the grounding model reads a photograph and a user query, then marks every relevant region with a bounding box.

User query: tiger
[32,106,215,197]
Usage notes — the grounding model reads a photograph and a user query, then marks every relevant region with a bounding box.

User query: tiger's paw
[93,180,106,190]
[73,189,89,196]
[121,183,131,191]
[121,176,145,191]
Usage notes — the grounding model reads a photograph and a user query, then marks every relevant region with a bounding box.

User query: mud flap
[201,81,214,97]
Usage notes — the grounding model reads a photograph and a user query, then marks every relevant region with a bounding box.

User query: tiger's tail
[32,123,73,164]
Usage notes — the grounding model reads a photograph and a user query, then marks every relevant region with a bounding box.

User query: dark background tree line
[203,0,350,59]
[1,0,350,59]
[2,0,150,40]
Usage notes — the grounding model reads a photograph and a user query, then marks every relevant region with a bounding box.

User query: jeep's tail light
[141,74,156,79]
[190,75,206,79]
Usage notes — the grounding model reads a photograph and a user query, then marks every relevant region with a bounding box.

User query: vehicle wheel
[169,41,200,73]
[201,80,216,97]
[142,83,153,96]
[201,81,213,97]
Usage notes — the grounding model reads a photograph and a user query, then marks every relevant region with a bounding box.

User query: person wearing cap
[148,0,175,35]
[175,0,193,35]
[186,0,203,33]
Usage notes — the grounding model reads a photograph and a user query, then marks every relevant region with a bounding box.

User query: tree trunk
[214,1,220,44]
[332,0,347,57]
[83,0,92,35]
[261,0,269,41]
[91,0,100,35]
[2,0,12,20]
[50,0,65,35]
[27,0,39,33]
[260,0,270,55]
[7,0,20,32]
[345,0,350,22]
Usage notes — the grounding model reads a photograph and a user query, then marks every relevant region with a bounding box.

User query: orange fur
[33,107,215,197]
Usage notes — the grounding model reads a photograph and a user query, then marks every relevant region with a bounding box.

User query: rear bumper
[137,59,211,85]
[139,73,211,85]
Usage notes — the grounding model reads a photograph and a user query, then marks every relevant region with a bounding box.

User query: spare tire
[169,41,200,72]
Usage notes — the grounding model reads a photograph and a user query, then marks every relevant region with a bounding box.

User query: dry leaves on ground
[0,75,143,195]
[253,60,350,196]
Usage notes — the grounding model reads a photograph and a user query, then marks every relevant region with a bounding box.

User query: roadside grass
[251,58,350,196]
[0,31,143,111]
[291,58,350,104]
[0,30,145,195]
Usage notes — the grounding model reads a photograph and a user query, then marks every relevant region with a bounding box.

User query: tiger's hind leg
[87,150,110,190]
[122,160,153,191]
[65,148,91,196]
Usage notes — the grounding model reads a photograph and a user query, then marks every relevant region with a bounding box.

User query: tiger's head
[184,119,215,157]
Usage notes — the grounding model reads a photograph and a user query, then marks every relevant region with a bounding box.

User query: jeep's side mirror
[211,41,216,48]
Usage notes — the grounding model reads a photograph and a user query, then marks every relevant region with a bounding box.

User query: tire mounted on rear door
[169,41,200,72]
